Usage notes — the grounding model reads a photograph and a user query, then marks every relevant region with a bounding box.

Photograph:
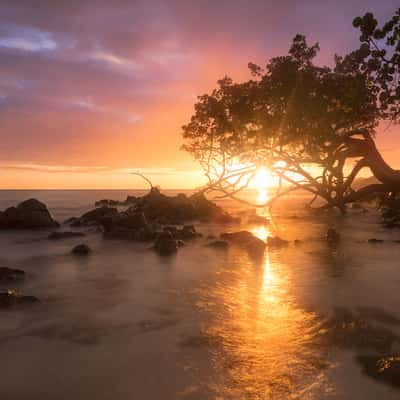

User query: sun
[252,167,275,203]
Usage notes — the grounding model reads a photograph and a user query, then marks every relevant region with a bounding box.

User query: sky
[0,0,399,189]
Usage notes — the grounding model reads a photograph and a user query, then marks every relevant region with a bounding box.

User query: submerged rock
[267,236,289,247]
[154,231,178,256]
[0,267,25,282]
[0,290,39,308]
[0,199,59,229]
[326,228,340,244]
[163,224,201,240]
[220,231,266,255]
[48,231,85,240]
[71,244,91,255]
[206,240,229,249]
[368,238,384,243]
[357,355,400,389]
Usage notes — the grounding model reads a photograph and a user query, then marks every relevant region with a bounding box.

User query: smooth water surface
[0,190,400,399]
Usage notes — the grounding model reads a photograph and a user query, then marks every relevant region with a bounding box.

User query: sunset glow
[0,1,398,189]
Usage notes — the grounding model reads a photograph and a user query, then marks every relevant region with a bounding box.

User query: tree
[182,9,400,213]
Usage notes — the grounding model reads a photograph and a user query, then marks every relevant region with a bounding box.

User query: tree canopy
[182,8,400,212]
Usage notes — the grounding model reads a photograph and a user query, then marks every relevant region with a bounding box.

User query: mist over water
[0,190,400,399]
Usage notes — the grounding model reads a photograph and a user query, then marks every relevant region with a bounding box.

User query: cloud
[0,25,58,52]
[0,0,399,189]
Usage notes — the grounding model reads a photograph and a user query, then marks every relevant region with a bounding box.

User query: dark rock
[181,225,199,239]
[125,195,137,205]
[154,231,178,256]
[267,236,289,247]
[0,199,59,229]
[220,231,266,255]
[95,199,120,207]
[0,267,25,282]
[357,355,400,389]
[114,212,147,230]
[102,212,154,241]
[326,228,340,244]
[134,226,156,241]
[207,240,229,249]
[163,224,200,240]
[79,206,119,225]
[48,231,85,240]
[71,244,91,255]
[368,238,384,243]
[294,239,302,245]
[63,217,80,226]
[176,240,185,247]
[0,290,39,308]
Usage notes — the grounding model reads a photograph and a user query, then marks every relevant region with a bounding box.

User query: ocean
[0,189,399,399]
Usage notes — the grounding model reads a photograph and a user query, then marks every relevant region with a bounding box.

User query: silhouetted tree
[182,9,400,212]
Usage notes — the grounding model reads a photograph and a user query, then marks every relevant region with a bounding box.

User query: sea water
[0,190,399,399]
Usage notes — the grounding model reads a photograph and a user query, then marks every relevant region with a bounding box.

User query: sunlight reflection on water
[195,243,333,399]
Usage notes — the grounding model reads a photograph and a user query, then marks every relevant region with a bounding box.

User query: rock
[94,196,136,207]
[220,231,266,255]
[79,206,119,225]
[163,224,200,240]
[112,212,147,230]
[0,290,39,308]
[86,189,238,227]
[71,244,91,255]
[48,231,85,240]
[207,240,229,249]
[125,195,137,205]
[368,238,384,243]
[357,355,400,388]
[63,217,80,226]
[267,236,289,247]
[154,231,178,255]
[0,199,59,229]
[326,228,340,244]
[0,267,25,282]
[95,199,120,207]
[294,239,302,245]
[102,212,154,241]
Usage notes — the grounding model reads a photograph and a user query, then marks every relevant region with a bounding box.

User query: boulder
[0,267,25,282]
[154,231,178,256]
[48,231,85,240]
[71,244,91,255]
[79,206,119,225]
[0,199,59,229]
[220,231,266,255]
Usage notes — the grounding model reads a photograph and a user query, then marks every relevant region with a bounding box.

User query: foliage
[182,10,400,212]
